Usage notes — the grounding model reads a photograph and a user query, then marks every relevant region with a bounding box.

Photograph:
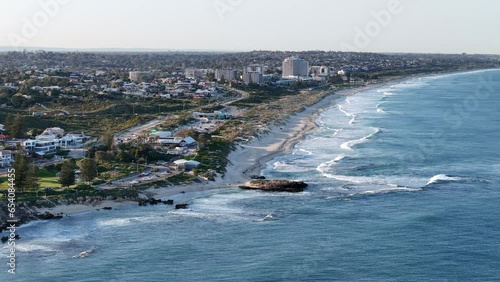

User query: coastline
[222,79,407,185]
[35,200,138,217]
[28,77,412,218]
[31,79,407,218]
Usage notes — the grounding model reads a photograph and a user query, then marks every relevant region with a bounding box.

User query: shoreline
[222,78,408,185]
[29,78,409,218]
[35,200,138,217]
[23,71,467,219]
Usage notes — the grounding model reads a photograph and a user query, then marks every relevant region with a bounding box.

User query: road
[223,87,250,106]
[115,117,168,144]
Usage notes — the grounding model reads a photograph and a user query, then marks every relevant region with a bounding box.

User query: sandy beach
[222,82,400,185]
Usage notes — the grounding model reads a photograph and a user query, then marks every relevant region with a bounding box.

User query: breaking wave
[340,127,380,150]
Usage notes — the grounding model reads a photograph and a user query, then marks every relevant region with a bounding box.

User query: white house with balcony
[0,150,13,167]
[23,129,91,155]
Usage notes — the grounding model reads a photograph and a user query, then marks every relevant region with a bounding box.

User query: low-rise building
[0,150,13,167]
[193,111,232,120]
[157,136,196,147]
[0,134,8,142]
[23,130,90,155]
[185,69,206,79]
[129,71,152,82]
[173,159,200,170]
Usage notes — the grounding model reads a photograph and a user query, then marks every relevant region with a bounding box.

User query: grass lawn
[0,177,8,190]
[0,170,62,190]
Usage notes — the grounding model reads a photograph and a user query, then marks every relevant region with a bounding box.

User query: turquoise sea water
[2,70,500,281]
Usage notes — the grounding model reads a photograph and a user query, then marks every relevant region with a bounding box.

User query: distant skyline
[1,0,500,54]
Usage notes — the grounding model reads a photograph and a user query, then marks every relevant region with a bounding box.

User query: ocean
[2,70,500,281]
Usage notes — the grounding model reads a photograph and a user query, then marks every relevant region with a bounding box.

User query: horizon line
[0,46,499,56]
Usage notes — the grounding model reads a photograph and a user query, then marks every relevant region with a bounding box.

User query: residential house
[0,134,8,142]
[173,159,201,170]
[0,150,14,167]
[157,136,196,147]
[23,130,91,155]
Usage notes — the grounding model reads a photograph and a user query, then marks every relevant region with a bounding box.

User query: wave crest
[426,174,464,185]
[341,127,380,150]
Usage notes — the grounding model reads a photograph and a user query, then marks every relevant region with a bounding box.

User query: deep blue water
[2,70,500,281]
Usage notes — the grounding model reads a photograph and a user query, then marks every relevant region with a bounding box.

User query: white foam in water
[376,102,387,113]
[297,148,313,155]
[357,186,421,195]
[340,127,380,150]
[426,174,464,185]
[337,104,353,117]
[321,173,366,183]
[11,244,55,253]
[349,115,357,124]
[98,215,167,227]
[334,155,346,162]
[170,192,262,221]
[273,161,307,173]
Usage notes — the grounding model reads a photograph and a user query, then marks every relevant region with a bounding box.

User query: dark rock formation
[149,198,162,205]
[102,207,113,210]
[175,203,189,209]
[239,180,308,193]
[250,175,266,180]
[164,200,174,205]
[38,212,63,220]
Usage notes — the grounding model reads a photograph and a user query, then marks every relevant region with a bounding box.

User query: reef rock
[239,180,308,193]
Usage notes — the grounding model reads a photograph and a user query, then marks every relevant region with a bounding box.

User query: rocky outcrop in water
[175,203,189,209]
[239,180,308,193]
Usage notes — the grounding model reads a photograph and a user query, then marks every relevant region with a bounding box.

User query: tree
[25,163,39,192]
[95,151,114,163]
[5,113,25,138]
[12,146,38,192]
[13,147,29,193]
[59,160,75,188]
[77,158,97,183]
[101,131,114,150]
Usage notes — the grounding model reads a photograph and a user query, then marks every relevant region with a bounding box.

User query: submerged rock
[175,203,189,209]
[239,180,308,193]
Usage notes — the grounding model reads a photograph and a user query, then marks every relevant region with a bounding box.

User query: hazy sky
[1,0,499,54]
